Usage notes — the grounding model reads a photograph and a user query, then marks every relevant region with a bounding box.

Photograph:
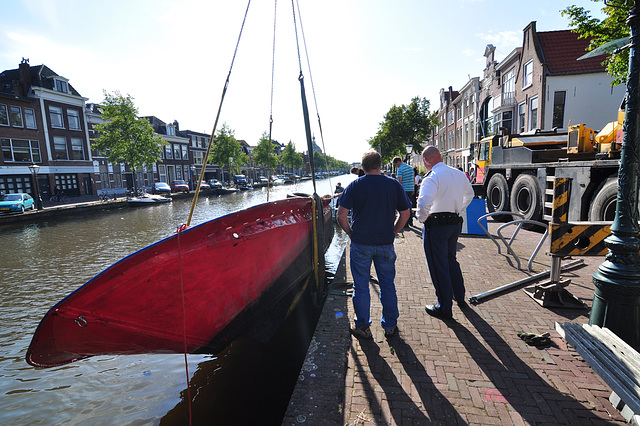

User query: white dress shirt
[416,162,474,223]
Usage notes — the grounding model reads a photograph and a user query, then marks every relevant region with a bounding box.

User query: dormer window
[54,79,68,93]
[166,124,175,136]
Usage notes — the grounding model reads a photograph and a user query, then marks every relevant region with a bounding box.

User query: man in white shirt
[416,146,474,320]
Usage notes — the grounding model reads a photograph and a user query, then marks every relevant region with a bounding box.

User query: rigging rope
[294,0,333,189]
[184,0,252,227]
[266,0,278,202]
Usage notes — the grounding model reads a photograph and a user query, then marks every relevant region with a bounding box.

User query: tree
[209,123,248,186]
[91,91,165,192]
[280,140,303,173]
[253,132,279,178]
[368,97,439,164]
[562,0,631,86]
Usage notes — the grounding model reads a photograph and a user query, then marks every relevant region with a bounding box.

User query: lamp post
[28,164,42,210]
[590,3,640,351]
[229,157,234,187]
[405,143,413,165]
[190,165,196,190]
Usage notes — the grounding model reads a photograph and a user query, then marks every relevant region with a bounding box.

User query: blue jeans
[422,223,465,316]
[349,242,399,330]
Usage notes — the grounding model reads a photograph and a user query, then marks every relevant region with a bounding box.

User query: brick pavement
[283,220,627,425]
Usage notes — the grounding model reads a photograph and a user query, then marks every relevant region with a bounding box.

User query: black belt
[426,212,462,226]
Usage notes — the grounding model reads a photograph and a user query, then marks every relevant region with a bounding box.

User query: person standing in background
[337,150,411,339]
[416,146,474,320]
[393,156,414,228]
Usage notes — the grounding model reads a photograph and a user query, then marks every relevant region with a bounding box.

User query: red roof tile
[537,30,606,75]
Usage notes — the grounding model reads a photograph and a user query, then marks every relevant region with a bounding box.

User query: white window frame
[529,96,539,131]
[0,104,8,126]
[54,79,68,93]
[518,102,526,133]
[53,136,68,160]
[49,106,64,128]
[24,108,37,129]
[67,109,81,130]
[523,60,533,88]
[70,137,85,160]
[9,106,23,127]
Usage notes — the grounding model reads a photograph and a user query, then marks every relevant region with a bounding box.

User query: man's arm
[337,206,351,237]
[394,209,410,233]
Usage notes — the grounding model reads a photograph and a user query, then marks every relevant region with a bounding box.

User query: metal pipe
[468,259,584,304]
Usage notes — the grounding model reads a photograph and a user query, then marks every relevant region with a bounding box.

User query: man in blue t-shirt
[393,156,415,227]
[337,150,411,339]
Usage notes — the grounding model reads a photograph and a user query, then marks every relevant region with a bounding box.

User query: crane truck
[475,109,625,222]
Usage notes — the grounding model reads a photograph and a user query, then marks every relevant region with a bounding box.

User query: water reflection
[0,175,353,425]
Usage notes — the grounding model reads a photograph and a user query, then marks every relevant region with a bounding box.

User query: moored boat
[127,193,172,206]
[26,194,333,367]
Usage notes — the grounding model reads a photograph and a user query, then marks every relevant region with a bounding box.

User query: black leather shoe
[425,305,452,320]
[457,300,469,309]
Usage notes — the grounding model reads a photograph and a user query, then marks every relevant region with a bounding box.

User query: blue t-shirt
[398,163,414,193]
[339,174,411,246]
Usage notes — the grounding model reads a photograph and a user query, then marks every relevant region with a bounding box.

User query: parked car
[172,180,189,193]
[153,182,172,196]
[199,181,211,190]
[234,174,248,186]
[0,193,35,213]
[209,179,223,190]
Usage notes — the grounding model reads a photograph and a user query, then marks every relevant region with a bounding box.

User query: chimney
[19,58,31,97]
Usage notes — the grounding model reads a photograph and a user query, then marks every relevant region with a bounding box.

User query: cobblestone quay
[283,220,627,425]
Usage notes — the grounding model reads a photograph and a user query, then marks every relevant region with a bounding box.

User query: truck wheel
[486,174,510,219]
[589,177,618,221]
[510,174,542,221]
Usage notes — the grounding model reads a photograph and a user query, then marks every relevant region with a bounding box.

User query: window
[502,111,513,134]
[552,91,566,129]
[54,136,68,160]
[0,104,8,126]
[67,109,81,130]
[167,124,175,136]
[182,145,188,160]
[502,68,515,104]
[2,138,41,163]
[8,106,23,127]
[24,108,37,129]
[174,144,181,160]
[193,151,204,165]
[523,61,533,88]
[165,144,173,159]
[55,79,68,93]
[71,138,85,160]
[529,97,538,130]
[49,106,64,128]
[518,102,526,133]
[448,110,454,125]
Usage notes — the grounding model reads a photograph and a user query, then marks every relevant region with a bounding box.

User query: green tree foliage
[562,0,631,86]
[209,123,248,186]
[91,91,165,191]
[253,132,279,175]
[368,96,438,164]
[280,140,303,172]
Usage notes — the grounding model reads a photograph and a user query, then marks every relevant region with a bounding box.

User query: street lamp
[190,165,196,190]
[28,164,42,210]
[405,143,413,164]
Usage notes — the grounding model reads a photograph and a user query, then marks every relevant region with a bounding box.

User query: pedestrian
[350,166,365,177]
[337,150,411,339]
[334,182,344,194]
[416,146,474,320]
[393,156,415,227]
[469,166,477,184]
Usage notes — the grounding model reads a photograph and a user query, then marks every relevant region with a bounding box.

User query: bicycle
[49,192,70,203]
[99,191,115,202]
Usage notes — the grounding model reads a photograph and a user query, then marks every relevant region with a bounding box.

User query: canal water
[0,174,355,425]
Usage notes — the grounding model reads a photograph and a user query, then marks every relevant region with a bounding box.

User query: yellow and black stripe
[549,223,610,256]
[552,177,571,223]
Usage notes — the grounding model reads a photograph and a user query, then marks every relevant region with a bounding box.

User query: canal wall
[282,248,352,425]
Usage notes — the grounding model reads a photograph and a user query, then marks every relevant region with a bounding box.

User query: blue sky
[0,0,606,163]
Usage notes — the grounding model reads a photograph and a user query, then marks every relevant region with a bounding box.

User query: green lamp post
[590,2,640,350]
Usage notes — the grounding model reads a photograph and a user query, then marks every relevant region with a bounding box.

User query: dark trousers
[422,222,465,315]
[405,191,414,226]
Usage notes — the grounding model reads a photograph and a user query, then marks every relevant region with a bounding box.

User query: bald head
[422,146,442,170]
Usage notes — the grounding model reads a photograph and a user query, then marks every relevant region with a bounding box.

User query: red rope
[176,225,192,425]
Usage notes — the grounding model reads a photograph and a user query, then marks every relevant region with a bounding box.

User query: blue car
[0,193,35,213]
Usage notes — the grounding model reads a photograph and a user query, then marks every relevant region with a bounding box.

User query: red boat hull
[26,195,333,367]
